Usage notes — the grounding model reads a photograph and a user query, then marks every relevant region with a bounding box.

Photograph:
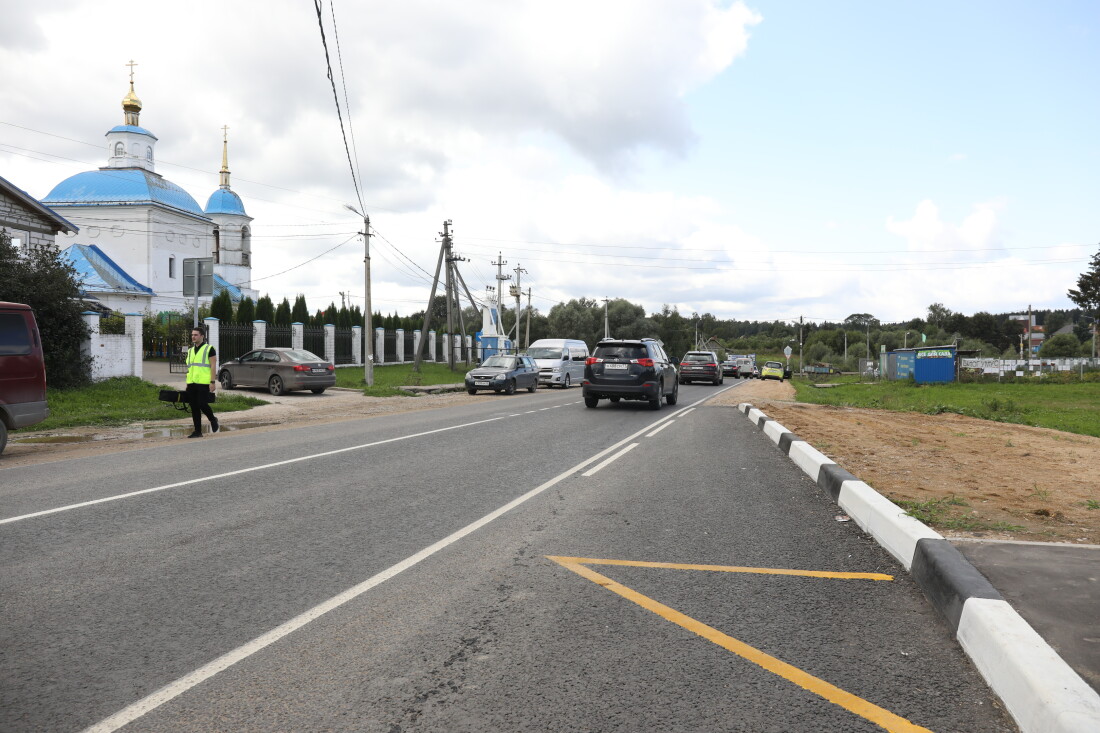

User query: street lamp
[344,204,374,386]
[904,331,911,349]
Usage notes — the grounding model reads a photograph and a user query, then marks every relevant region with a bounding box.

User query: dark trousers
[186,382,216,432]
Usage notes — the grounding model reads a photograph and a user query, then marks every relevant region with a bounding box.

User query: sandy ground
[710,379,1100,544]
[7,381,1099,544]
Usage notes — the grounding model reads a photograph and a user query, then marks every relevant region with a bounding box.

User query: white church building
[42,67,256,313]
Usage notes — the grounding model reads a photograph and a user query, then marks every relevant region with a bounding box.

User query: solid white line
[80,404,682,732]
[679,407,695,416]
[646,421,674,438]
[2,415,510,525]
[581,443,639,476]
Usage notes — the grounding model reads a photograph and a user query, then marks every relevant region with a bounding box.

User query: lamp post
[904,331,911,349]
[344,204,373,386]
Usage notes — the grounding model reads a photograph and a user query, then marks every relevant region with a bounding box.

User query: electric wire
[312,0,364,214]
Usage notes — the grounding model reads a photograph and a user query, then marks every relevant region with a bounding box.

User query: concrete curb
[737,402,1100,733]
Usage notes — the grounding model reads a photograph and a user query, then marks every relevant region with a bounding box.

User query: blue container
[914,347,956,383]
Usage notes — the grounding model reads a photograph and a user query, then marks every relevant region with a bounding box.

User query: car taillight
[706,363,717,367]
[293,365,310,372]
[327,364,334,371]
[585,357,600,365]
[634,358,654,367]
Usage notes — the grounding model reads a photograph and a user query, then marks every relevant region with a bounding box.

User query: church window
[242,252,250,266]
[242,225,251,252]
[213,227,220,264]
[169,255,176,278]
[146,146,153,161]
[114,142,125,156]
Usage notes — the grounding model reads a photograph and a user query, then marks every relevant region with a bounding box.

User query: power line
[312,0,363,213]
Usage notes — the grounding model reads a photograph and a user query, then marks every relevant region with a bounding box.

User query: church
[42,65,257,314]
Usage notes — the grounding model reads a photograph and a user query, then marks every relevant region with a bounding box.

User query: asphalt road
[1,383,1017,732]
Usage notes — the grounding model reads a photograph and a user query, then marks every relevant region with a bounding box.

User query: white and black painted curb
[738,402,1100,733]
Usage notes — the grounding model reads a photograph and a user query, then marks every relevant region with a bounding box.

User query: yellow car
[760,361,785,381]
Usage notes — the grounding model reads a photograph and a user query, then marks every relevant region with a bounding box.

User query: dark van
[0,302,49,455]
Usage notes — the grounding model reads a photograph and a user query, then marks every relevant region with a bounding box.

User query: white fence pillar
[396,329,405,362]
[442,333,450,364]
[428,330,436,361]
[292,322,304,350]
[253,320,267,351]
[203,318,220,357]
[413,330,421,362]
[324,323,336,365]
[374,328,384,364]
[125,313,143,379]
[352,326,362,366]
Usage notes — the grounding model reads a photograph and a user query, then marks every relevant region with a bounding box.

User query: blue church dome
[107,124,158,140]
[43,169,207,218]
[205,188,248,216]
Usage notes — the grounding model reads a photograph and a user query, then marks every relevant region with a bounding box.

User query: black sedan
[465,355,539,394]
[218,347,336,396]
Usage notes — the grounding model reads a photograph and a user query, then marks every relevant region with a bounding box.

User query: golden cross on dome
[221,124,229,142]
[126,59,138,85]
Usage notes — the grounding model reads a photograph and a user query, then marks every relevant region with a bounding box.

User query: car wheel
[563,374,571,389]
[649,395,661,410]
[311,387,326,394]
[268,375,284,396]
[666,382,678,405]
[467,388,477,395]
[528,379,537,393]
[0,421,7,456]
[505,379,516,395]
[219,370,234,389]
[584,396,599,408]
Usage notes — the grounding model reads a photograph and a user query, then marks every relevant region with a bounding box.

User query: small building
[0,173,78,253]
[887,346,960,383]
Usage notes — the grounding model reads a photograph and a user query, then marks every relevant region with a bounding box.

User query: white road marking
[646,421,674,437]
[679,407,695,416]
[79,404,688,732]
[581,443,639,476]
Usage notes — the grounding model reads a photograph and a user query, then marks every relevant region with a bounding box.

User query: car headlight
[492,373,505,380]
[551,366,561,372]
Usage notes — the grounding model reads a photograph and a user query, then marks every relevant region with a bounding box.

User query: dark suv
[679,350,723,385]
[582,338,678,410]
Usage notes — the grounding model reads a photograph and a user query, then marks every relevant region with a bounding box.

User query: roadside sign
[182,258,214,297]
[783,346,792,358]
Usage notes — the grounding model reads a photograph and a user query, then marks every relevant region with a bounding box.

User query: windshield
[527,347,564,360]
[765,361,783,368]
[481,356,516,368]
[683,353,714,362]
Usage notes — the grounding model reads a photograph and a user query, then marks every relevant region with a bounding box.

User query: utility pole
[492,253,511,347]
[344,204,373,386]
[1027,303,1032,363]
[511,263,526,346]
[602,298,610,339]
[412,220,482,373]
[799,315,803,374]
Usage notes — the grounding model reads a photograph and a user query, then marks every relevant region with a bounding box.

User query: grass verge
[19,376,268,431]
[335,362,470,396]
[894,496,1025,533]
[791,378,1100,437]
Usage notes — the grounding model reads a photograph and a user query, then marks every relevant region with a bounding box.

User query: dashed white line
[646,421,674,437]
[581,443,639,476]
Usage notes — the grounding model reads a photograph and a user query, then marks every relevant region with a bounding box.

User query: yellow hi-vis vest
[186,343,213,384]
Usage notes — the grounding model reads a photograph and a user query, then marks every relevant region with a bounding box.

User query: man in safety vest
[185,326,220,438]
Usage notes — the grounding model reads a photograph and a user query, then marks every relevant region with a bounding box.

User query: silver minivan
[526,338,589,388]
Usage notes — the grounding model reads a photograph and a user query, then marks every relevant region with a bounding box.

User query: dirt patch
[712,379,1100,544]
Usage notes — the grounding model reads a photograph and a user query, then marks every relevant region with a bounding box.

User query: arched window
[213,226,220,264]
[241,225,251,253]
[146,146,153,161]
[114,142,125,156]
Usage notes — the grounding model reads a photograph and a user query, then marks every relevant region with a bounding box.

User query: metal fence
[219,323,255,363]
[334,328,354,365]
[304,327,325,357]
[403,330,415,361]
[142,312,191,373]
[266,325,292,348]
[383,331,398,362]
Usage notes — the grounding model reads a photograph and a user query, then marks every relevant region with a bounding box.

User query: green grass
[790,378,1100,437]
[335,362,471,397]
[19,376,268,431]
[894,496,1025,533]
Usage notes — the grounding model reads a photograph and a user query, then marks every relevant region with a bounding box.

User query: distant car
[721,360,738,377]
[733,357,755,378]
[582,337,678,410]
[679,350,723,385]
[218,347,335,396]
[465,354,539,394]
[760,360,785,381]
[750,366,760,379]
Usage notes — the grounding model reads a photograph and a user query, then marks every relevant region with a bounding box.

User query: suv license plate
[605,363,628,370]
[475,380,490,386]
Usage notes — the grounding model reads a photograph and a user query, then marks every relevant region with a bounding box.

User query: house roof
[0,173,79,234]
[60,243,154,296]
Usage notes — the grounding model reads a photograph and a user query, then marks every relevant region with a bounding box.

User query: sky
[2,0,1097,327]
